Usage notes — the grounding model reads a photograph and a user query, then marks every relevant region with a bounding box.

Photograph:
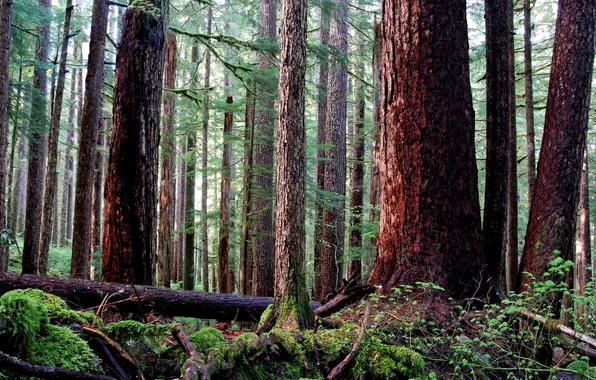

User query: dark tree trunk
[240,87,255,295]
[259,0,313,331]
[320,0,348,299]
[202,5,212,292]
[312,9,329,300]
[218,96,233,293]
[251,0,277,297]
[369,0,487,297]
[102,1,169,285]
[71,0,108,279]
[524,0,536,207]
[22,0,51,275]
[575,146,590,317]
[174,138,186,283]
[0,0,13,272]
[6,68,23,241]
[483,0,512,295]
[518,0,595,315]
[368,19,381,262]
[39,0,74,275]
[158,33,177,288]
[91,107,105,277]
[51,153,60,246]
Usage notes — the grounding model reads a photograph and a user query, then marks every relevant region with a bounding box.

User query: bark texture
[240,88,255,295]
[202,5,212,292]
[158,33,177,288]
[102,1,169,285]
[368,19,381,257]
[71,0,108,279]
[348,89,364,283]
[518,0,595,309]
[218,96,233,293]
[524,0,536,207]
[369,0,486,297]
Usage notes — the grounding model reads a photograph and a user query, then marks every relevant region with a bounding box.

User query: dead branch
[171,323,209,380]
[518,309,596,349]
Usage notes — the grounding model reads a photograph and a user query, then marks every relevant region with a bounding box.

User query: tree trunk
[90,107,105,278]
[369,0,487,297]
[39,0,74,275]
[175,138,186,283]
[368,19,381,267]
[524,0,536,207]
[71,0,108,279]
[313,8,329,300]
[259,0,313,331]
[158,33,177,288]
[202,5,212,292]
[575,146,590,318]
[251,0,277,297]
[6,67,22,247]
[102,1,169,285]
[13,136,27,236]
[518,0,594,316]
[218,96,233,293]
[51,153,60,246]
[320,0,348,299]
[0,0,13,272]
[22,0,51,274]
[240,87,255,295]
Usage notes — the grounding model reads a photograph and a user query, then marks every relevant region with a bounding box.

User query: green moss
[302,323,359,365]
[17,288,98,325]
[102,320,171,354]
[189,327,226,354]
[353,337,424,379]
[29,325,100,372]
[259,305,273,329]
[234,332,259,347]
[0,289,49,356]
[567,359,596,379]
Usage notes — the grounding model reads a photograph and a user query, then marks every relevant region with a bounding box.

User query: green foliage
[354,336,425,379]
[102,320,171,353]
[189,326,226,354]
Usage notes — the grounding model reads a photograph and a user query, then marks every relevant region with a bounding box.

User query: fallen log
[518,309,596,349]
[0,273,321,322]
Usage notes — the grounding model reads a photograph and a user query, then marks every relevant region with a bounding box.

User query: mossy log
[0,273,321,321]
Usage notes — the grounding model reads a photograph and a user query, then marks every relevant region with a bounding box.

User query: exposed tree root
[314,275,375,318]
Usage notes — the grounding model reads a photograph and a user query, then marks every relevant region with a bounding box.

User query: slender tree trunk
[259,0,313,331]
[313,9,329,300]
[218,96,233,293]
[240,88,255,295]
[250,0,277,297]
[6,67,22,242]
[175,138,186,283]
[102,1,169,285]
[575,146,590,318]
[518,0,595,317]
[91,107,105,273]
[483,0,512,295]
[320,0,348,298]
[71,0,108,279]
[51,152,60,245]
[369,0,487,297]
[158,33,177,288]
[22,0,51,274]
[14,136,27,236]
[524,0,536,207]
[202,5,212,293]
[0,0,13,272]
[368,19,381,270]
[39,0,74,275]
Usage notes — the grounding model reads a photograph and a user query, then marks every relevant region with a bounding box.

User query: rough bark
[240,88,255,295]
[158,33,177,288]
[313,9,329,300]
[518,0,595,314]
[39,0,74,275]
[259,0,313,331]
[218,96,233,293]
[0,0,13,272]
[22,0,51,274]
[524,0,536,207]
[102,1,169,285]
[368,19,381,256]
[202,5,212,292]
[369,0,486,297]
[320,0,348,299]
[71,0,108,279]
[251,0,277,297]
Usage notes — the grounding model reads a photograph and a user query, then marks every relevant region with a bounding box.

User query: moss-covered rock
[29,325,100,371]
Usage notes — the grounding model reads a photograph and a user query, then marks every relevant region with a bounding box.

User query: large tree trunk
[368,19,381,267]
[312,9,329,300]
[0,0,13,272]
[202,6,212,292]
[240,87,255,295]
[218,96,233,293]
[0,272,321,322]
[102,1,169,285]
[158,33,177,288]
[524,0,536,207]
[259,0,313,331]
[71,0,108,279]
[518,0,595,315]
[251,0,277,297]
[39,0,74,275]
[369,0,486,297]
[320,0,348,299]
[22,0,51,274]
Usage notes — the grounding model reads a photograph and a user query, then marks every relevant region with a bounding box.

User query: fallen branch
[314,279,374,318]
[518,309,596,349]
[0,351,116,380]
[326,302,370,380]
[90,338,129,380]
[171,323,209,380]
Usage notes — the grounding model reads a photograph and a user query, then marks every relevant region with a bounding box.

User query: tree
[22,0,51,274]
[575,146,590,317]
[258,0,313,331]
[70,0,108,279]
[251,0,277,297]
[158,33,177,288]
[218,96,233,293]
[368,18,380,254]
[202,4,212,292]
[524,0,536,207]
[102,1,169,285]
[39,0,74,275]
[0,0,13,272]
[240,87,255,295]
[518,0,595,312]
[369,0,486,297]
[320,0,348,299]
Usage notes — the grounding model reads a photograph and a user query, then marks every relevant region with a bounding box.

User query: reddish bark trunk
[368,19,381,265]
[218,96,233,293]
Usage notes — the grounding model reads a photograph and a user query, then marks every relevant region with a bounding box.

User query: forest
[0,0,594,378]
